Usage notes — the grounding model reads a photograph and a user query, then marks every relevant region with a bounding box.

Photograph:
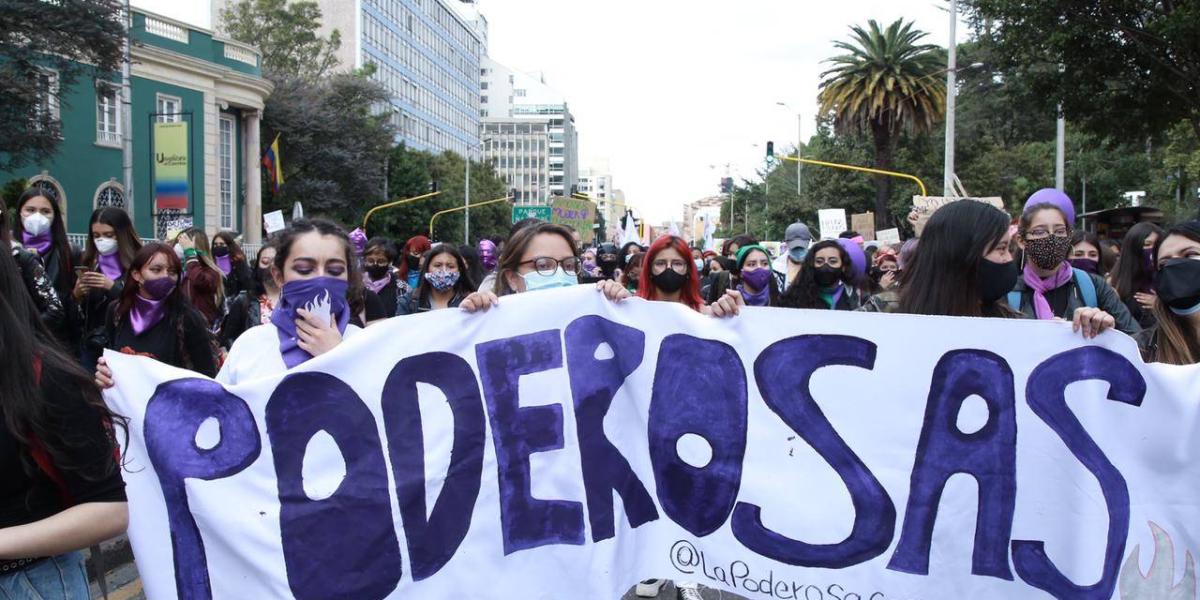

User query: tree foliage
[817,19,946,228]
[964,0,1200,144]
[0,0,125,171]
[220,0,341,79]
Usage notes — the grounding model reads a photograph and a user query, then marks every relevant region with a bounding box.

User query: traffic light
[720,177,733,194]
[510,188,518,200]
[766,141,774,158]
[429,180,440,193]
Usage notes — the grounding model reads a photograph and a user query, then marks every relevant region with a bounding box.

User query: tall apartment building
[480,57,578,205]
[214,0,485,157]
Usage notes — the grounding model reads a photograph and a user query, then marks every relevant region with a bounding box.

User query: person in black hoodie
[212,231,255,299]
[362,237,403,317]
[100,242,217,377]
[0,242,127,596]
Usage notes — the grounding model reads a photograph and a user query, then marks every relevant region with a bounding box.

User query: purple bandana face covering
[270,276,351,368]
[741,268,772,292]
[130,276,175,335]
[215,254,232,275]
[479,240,497,271]
[22,230,51,255]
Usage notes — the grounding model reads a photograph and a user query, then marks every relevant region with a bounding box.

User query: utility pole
[464,153,471,244]
[943,0,957,196]
[1055,108,1065,190]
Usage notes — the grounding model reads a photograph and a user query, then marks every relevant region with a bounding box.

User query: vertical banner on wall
[153,121,190,211]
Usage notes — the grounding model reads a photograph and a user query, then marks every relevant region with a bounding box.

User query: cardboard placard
[912,196,1004,214]
[551,197,596,244]
[850,212,876,241]
[817,208,848,240]
[876,228,901,246]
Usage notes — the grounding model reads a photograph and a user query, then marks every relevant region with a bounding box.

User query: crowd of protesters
[1,182,1198,597]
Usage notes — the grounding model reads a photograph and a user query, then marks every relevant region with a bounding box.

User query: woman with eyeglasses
[396,243,475,314]
[635,235,742,316]
[1008,201,1136,334]
[779,240,862,310]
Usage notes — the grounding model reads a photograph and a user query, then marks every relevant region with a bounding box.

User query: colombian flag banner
[153,122,189,211]
[262,134,284,195]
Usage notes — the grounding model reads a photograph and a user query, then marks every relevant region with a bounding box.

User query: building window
[96,82,120,146]
[156,94,182,123]
[218,115,236,230]
[515,89,526,97]
[93,179,126,209]
[481,81,488,90]
[34,69,59,125]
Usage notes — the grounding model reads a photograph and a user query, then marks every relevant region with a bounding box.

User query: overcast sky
[135,0,968,223]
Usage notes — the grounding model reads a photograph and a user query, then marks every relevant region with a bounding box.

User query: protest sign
[850,212,875,241]
[512,205,552,224]
[263,210,286,234]
[912,196,1005,215]
[105,288,1200,600]
[817,208,847,240]
[876,228,901,245]
[551,197,596,243]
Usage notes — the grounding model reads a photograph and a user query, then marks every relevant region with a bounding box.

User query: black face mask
[1155,258,1200,313]
[213,246,230,258]
[814,266,842,287]
[977,257,1020,305]
[652,268,687,293]
[407,255,420,270]
[365,264,390,280]
[598,258,619,276]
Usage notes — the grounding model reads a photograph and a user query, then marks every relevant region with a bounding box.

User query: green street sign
[512,205,552,224]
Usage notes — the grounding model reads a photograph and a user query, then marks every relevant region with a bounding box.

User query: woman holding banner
[724,244,782,307]
[0,244,128,598]
[1007,202,1138,335]
[779,240,861,311]
[1137,221,1200,364]
[636,236,707,310]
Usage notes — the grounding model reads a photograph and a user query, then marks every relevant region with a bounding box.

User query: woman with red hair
[397,235,432,289]
[637,235,739,316]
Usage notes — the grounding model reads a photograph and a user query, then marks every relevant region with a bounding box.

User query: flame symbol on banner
[1119,522,1197,600]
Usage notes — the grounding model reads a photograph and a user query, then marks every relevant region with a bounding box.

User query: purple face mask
[478,240,497,271]
[741,268,773,292]
[142,276,177,300]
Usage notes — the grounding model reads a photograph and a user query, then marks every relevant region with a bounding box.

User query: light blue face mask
[522,267,578,292]
[789,247,807,263]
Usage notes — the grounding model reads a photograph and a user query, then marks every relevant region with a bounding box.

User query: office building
[480,57,578,204]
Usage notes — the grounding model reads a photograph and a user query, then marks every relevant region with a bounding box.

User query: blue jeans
[0,552,90,600]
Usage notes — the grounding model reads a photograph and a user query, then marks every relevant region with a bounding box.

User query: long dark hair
[1149,221,1200,365]
[0,239,124,484]
[13,187,73,286]
[212,231,247,264]
[414,243,475,302]
[273,219,365,317]
[781,240,851,309]
[1112,221,1165,300]
[82,207,142,271]
[1070,230,1109,275]
[457,244,485,289]
[115,243,212,370]
[898,200,1013,317]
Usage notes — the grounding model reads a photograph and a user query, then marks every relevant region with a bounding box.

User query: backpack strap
[1072,268,1098,308]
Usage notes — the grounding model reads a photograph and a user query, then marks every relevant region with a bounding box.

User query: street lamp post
[776,102,803,201]
[944,0,958,196]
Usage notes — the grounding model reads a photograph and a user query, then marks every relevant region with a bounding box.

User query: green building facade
[2,10,272,243]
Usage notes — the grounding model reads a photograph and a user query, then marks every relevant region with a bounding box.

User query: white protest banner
[818,208,847,240]
[263,210,286,234]
[104,287,1200,600]
[876,228,902,246]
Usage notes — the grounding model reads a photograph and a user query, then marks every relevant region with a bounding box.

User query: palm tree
[818,19,946,228]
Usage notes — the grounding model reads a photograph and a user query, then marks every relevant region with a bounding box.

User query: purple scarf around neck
[98,253,124,281]
[129,294,167,335]
[738,284,770,307]
[215,254,232,275]
[1023,262,1073,320]
[22,231,51,255]
[363,272,390,294]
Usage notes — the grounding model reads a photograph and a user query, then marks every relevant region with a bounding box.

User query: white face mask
[94,237,119,256]
[22,213,51,237]
[174,243,185,260]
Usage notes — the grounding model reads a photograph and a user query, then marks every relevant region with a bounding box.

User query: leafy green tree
[219,0,341,79]
[0,0,125,171]
[260,71,395,226]
[965,0,1200,144]
[817,19,946,228]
